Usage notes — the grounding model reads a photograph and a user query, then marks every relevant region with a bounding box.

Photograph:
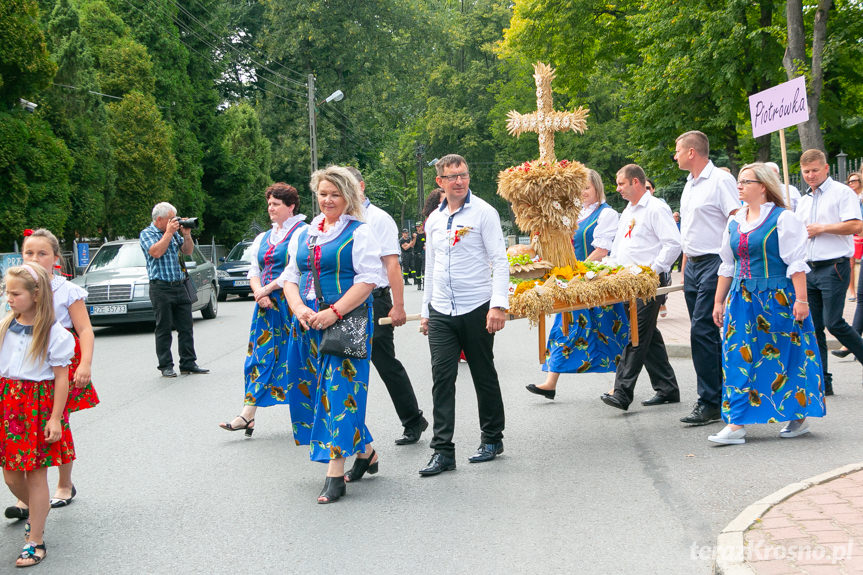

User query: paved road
[4,288,862,574]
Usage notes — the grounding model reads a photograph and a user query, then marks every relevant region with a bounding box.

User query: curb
[713,461,863,574]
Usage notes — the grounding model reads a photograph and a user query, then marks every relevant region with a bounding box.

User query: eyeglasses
[737,179,761,186]
[849,179,861,184]
[440,172,469,182]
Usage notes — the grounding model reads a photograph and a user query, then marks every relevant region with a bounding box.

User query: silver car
[72,240,219,326]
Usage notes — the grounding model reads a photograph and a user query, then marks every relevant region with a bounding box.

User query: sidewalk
[665,271,863,573]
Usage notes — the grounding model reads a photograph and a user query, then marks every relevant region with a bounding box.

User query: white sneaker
[779,420,810,438]
[708,425,746,445]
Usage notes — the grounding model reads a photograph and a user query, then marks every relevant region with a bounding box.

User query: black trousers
[400,252,413,283]
[427,302,504,456]
[807,258,863,386]
[371,289,423,429]
[684,255,724,409]
[149,282,197,370]
[611,278,679,406]
[412,253,424,284]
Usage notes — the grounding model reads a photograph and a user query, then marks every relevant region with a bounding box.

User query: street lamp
[307,74,344,177]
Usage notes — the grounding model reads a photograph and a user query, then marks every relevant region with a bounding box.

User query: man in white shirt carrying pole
[346,167,428,445]
[600,164,682,412]
[675,130,741,426]
[795,149,863,396]
[418,154,509,476]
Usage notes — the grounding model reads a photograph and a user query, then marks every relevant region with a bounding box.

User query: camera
[175,217,198,229]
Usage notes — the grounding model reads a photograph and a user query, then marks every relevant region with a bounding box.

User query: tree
[0,0,57,106]
[784,0,831,152]
[106,91,175,237]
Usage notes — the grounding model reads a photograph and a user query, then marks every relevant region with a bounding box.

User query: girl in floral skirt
[0,264,75,567]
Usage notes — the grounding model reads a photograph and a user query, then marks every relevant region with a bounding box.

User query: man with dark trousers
[795,149,863,395]
[418,154,509,476]
[399,228,414,285]
[600,164,681,411]
[347,167,428,444]
[139,202,209,378]
[675,130,740,425]
[412,221,426,290]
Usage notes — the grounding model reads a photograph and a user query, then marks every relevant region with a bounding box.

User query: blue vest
[729,205,787,291]
[295,220,364,303]
[572,203,610,261]
[258,221,306,285]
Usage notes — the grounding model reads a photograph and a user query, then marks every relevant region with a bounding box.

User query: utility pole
[416,144,425,222]
[307,73,318,176]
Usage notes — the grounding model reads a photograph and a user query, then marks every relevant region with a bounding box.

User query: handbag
[178,252,199,304]
[309,236,368,359]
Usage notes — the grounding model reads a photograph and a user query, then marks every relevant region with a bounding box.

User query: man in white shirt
[600,164,682,412]
[795,149,863,395]
[346,167,428,444]
[675,130,740,425]
[418,154,509,476]
[765,161,801,210]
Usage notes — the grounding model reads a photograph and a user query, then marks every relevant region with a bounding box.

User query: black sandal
[344,450,378,482]
[4,506,28,521]
[317,476,346,504]
[218,416,255,437]
[16,542,46,568]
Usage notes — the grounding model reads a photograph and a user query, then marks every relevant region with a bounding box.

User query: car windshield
[226,243,254,262]
[87,243,146,272]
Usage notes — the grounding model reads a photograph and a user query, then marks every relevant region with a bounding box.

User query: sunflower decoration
[498,62,590,269]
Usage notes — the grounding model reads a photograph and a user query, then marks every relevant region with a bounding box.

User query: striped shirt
[140,223,185,282]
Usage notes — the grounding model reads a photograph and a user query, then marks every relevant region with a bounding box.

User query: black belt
[806,257,848,269]
[372,287,390,297]
[150,279,184,286]
[686,253,719,263]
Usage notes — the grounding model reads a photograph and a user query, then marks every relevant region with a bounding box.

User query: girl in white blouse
[0,264,75,567]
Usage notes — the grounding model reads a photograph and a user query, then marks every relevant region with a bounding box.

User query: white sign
[748,76,809,138]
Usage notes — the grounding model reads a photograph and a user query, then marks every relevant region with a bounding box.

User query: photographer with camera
[139,202,209,378]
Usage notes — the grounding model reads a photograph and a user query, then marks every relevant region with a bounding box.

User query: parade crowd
[1,133,862,567]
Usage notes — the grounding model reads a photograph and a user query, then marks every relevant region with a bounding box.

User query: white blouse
[51,276,88,329]
[278,213,381,300]
[0,321,75,381]
[246,214,308,280]
[718,203,810,278]
[579,202,620,253]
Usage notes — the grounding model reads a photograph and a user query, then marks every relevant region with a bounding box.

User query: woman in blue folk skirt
[219,183,307,437]
[708,163,825,445]
[526,169,629,400]
[281,166,381,504]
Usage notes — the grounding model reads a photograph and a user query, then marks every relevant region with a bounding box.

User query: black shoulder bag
[178,247,198,304]
[308,235,369,359]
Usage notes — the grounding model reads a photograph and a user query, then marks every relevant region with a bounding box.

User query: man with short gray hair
[140,202,208,378]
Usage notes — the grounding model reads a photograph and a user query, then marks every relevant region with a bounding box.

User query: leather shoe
[680,403,721,425]
[641,392,680,406]
[395,416,428,445]
[525,384,555,400]
[467,442,503,463]
[600,393,628,411]
[831,348,851,358]
[160,367,177,378]
[419,453,456,476]
[825,383,834,396]
[180,364,209,375]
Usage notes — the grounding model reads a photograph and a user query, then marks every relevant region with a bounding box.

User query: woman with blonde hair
[280,165,380,503]
[526,168,628,400]
[709,162,824,445]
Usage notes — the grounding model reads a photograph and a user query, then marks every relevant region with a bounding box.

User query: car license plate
[89,304,127,315]
[233,280,250,287]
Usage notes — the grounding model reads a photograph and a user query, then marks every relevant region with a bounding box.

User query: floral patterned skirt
[287,300,374,462]
[1,377,75,471]
[66,328,100,413]
[243,293,291,407]
[542,305,629,374]
[721,282,826,424]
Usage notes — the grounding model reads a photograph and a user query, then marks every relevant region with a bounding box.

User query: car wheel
[201,284,218,319]
[217,289,227,302]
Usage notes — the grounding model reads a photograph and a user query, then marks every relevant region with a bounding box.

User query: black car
[71,240,219,326]
[217,240,254,301]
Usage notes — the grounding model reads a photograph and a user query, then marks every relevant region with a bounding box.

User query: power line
[51,82,171,108]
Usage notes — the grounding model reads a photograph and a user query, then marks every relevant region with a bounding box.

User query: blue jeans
[807,258,863,386]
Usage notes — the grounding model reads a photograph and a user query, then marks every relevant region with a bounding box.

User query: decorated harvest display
[498,61,660,326]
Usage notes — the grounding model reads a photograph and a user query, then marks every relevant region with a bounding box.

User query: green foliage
[0,0,57,106]
[106,91,175,237]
